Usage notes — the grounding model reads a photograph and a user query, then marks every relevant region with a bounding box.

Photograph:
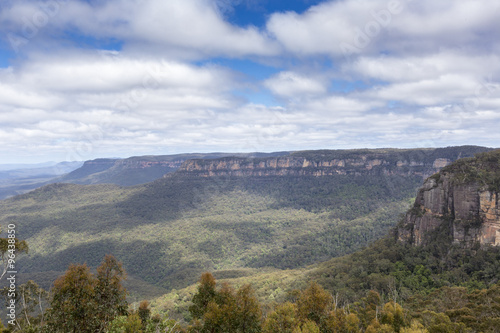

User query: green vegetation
[3,258,499,332]
[436,149,500,191]
[290,146,492,162]
[0,146,498,331]
[310,236,500,299]
[0,171,421,296]
[148,271,500,332]
[150,229,500,325]
[44,255,128,332]
[0,256,182,333]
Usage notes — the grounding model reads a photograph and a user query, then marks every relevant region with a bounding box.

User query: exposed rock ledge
[175,155,452,180]
[398,173,500,247]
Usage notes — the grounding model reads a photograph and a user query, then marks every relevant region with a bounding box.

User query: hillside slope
[0,152,290,199]
[311,149,500,298]
[0,146,493,298]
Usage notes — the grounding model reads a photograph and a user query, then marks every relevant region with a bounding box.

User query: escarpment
[398,149,500,247]
[173,147,492,181]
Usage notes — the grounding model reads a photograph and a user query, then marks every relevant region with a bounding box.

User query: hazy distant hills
[0,161,83,199]
[0,152,290,199]
[1,146,491,200]
[0,146,495,300]
[0,161,83,179]
[55,152,291,186]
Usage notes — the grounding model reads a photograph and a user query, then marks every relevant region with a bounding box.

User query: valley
[0,147,491,293]
[1,146,499,332]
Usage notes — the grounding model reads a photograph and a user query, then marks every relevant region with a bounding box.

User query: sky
[0,0,499,164]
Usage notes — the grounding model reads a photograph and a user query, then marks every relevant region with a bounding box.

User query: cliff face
[398,150,500,247]
[174,147,492,180]
[57,152,292,186]
[177,156,437,178]
[57,147,492,187]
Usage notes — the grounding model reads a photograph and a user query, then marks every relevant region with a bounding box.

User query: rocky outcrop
[398,151,500,247]
[174,147,491,180]
[177,156,442,179]
[57,152,293,186]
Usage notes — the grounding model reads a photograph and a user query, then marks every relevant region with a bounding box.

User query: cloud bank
[0,0,499,163]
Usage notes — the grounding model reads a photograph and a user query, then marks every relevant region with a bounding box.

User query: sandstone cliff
[56,152,291,186]
[398,150,500,247]
[174,147,492,180]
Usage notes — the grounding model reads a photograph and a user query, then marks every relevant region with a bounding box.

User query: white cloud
[264,71,327,98]
[128,0,279,57]
[267,0,366,56]
[390,0,500,38]
[0,82,62,109]
[0,0,499,163]
[0,0,279,58]
[366,74,480,106]
[0,52,248,162]
[348,53,500,83]
[0,53,237,109]
[267,0,500,57]
[300,95,382,115]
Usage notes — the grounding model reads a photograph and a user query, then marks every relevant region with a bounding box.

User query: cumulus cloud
[267,0,500,57]
[0,51,246,161]
[0,0,499,163]
[365,74,480,106]
[261,0,500,126]
[264,71,327,98]
[299,95,383,115]
[1,52,237,108]
[128,0,278,57]
[348,53,500,83]
[339,50,500,109]
[0,0,279,58]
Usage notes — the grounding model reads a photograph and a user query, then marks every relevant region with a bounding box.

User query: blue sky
[0,0,499,163]
[222,0,326,27]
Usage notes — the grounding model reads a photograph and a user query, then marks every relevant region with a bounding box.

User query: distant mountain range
[0,152,290,199]
[0,161,64,171]
[2,146,493,200]
[54,152,291,186]
[0,161,83,199]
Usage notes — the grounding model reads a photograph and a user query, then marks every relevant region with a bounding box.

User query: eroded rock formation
[398,151,500,247]
[176,154,456,180]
